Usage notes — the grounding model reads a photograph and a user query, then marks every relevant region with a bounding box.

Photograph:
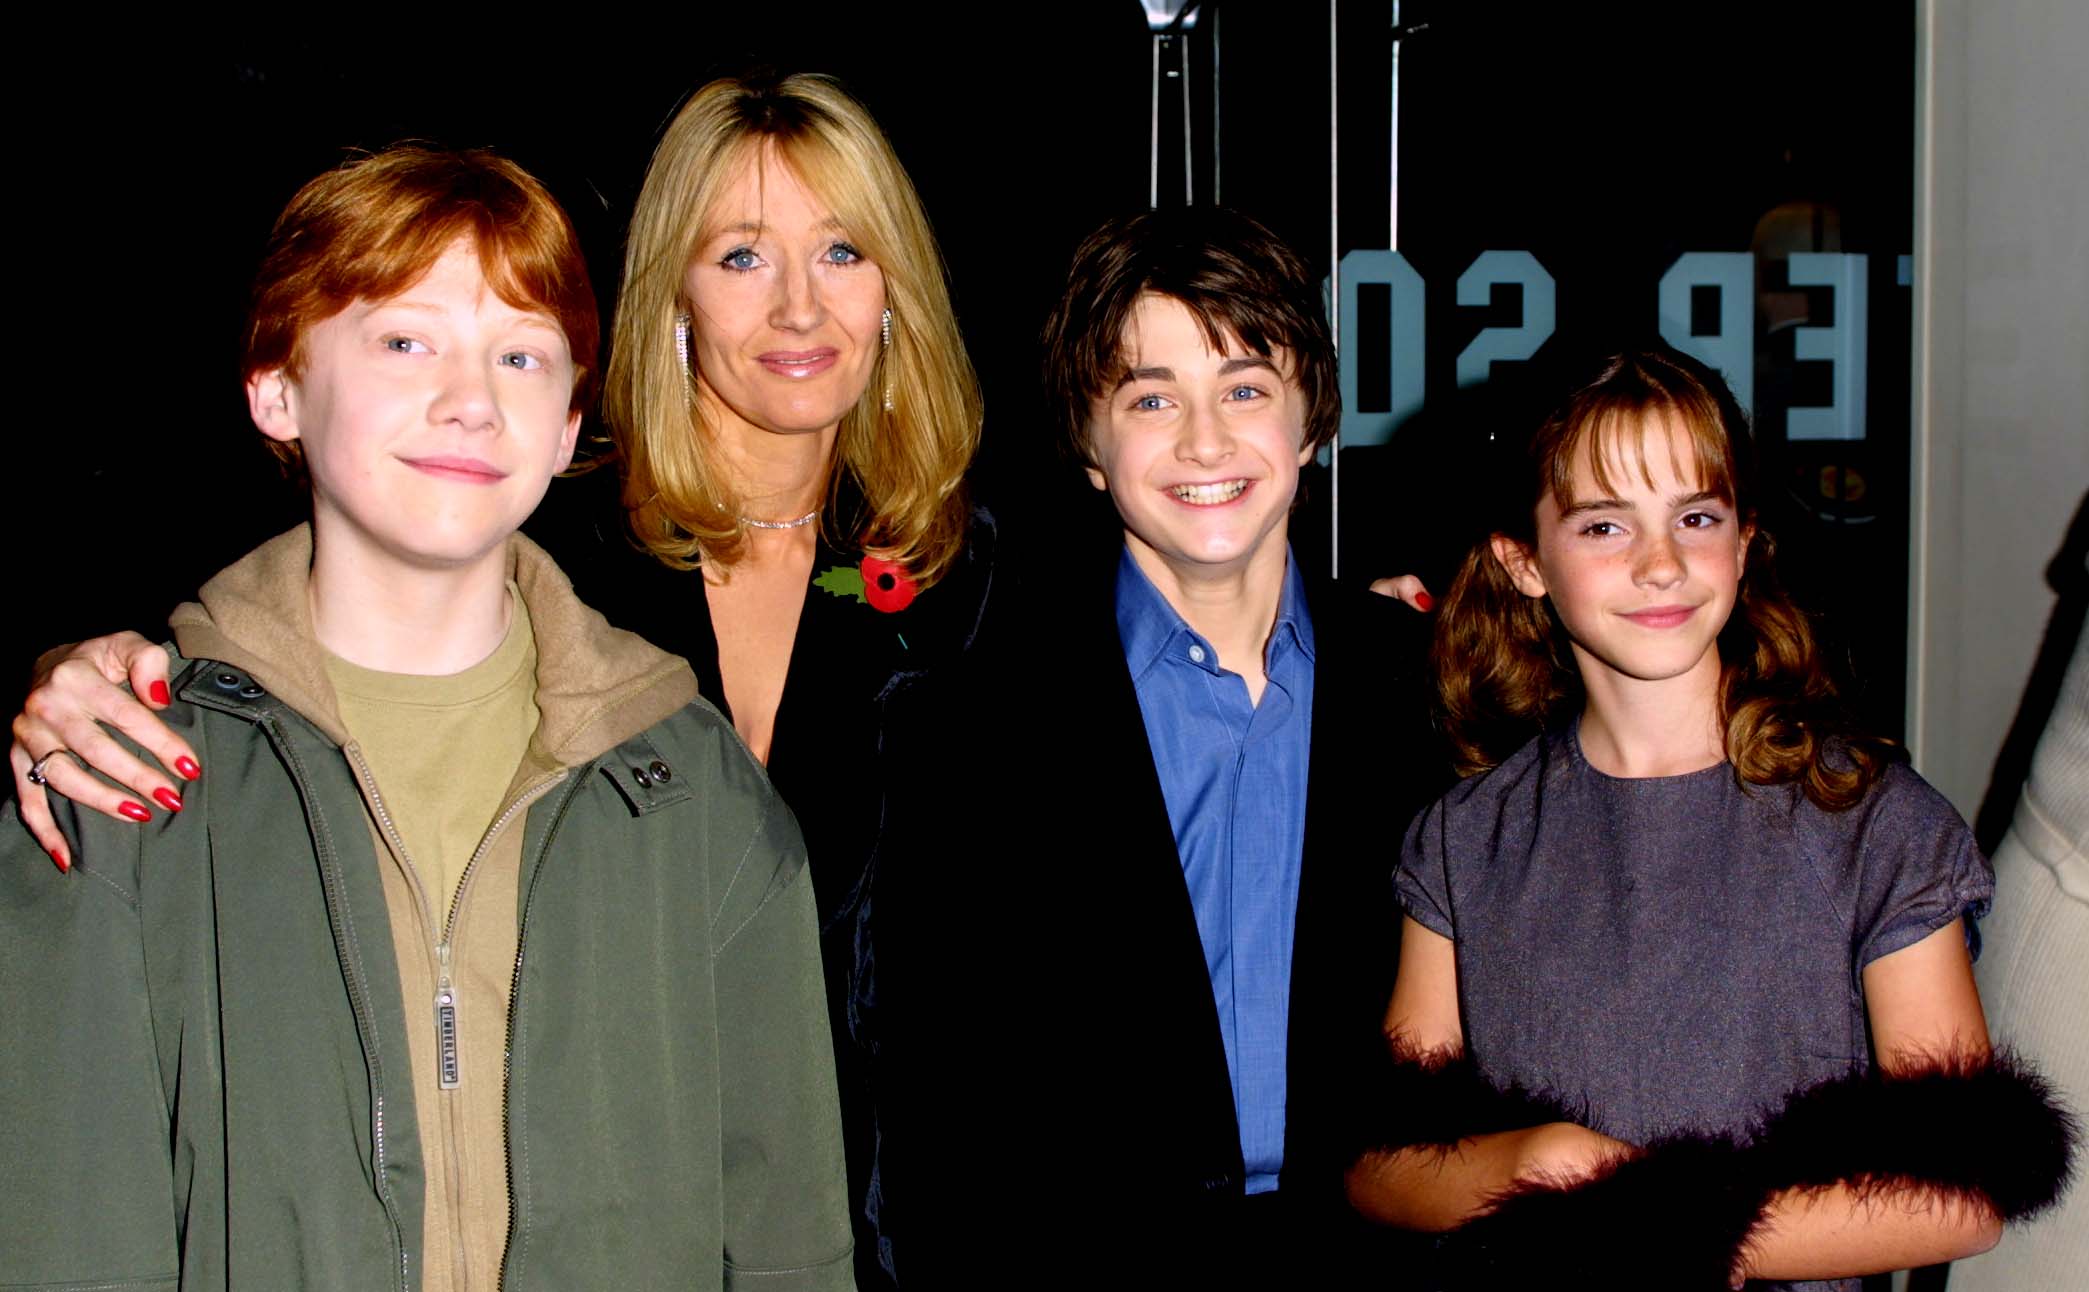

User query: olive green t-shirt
[324,592,540,922]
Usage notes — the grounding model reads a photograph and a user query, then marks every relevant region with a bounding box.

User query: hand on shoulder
[11,632,192,870]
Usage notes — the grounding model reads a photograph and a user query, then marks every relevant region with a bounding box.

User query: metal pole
[1149,35,1162,208]
[1181,35,1195,203]
[1389,0,1401,251]
[1211,4,1221,203]
[1328,0,1341,579]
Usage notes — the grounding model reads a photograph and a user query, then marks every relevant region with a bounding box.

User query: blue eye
[1226,384,1264,401]
[720,247,759,272]
[1132,393,1167,412]
[499,352,544,371]
[824,242,863,265]
[382,336,429,355]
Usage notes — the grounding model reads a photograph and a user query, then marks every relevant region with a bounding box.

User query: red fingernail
[148,680,172,705]
[175,756,202,780]
[153,788,184,812]
[118,801,152,822]
[1416,591,1436,612]
[50,847,69,873]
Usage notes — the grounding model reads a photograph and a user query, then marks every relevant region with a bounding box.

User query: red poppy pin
[814,555,918,614]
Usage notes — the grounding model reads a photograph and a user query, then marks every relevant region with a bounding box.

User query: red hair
[243,145,599,471]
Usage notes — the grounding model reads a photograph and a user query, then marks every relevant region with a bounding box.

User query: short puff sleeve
[1851,763,1995,968]
[1395,791,1458,940]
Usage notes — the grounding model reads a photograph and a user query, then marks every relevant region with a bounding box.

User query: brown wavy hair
[603,73,980,585]
[1435,347,1892,810]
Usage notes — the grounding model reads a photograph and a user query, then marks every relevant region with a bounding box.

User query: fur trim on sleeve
[1747,1047,2078,1222]
[1435,1130,1769,1290]
[1419,1048,2077,1290]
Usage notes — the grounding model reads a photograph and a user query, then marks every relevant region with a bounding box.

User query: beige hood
[168,525,699,767]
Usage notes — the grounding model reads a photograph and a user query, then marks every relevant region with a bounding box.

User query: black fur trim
[1432,1130,1769,1291]
[1419,1049,2077,1289]
[1348,1039,1585,1160]
[1748,1047,2079,1222]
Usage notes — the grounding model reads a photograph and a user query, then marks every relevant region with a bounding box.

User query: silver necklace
[738,509,820,530]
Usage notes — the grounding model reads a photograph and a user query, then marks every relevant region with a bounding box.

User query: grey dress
[1397,723,1993,1291]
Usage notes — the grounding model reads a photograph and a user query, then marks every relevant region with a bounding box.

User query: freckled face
[1495,411,1752,692]
[251,240,581,579]
[1084,293,1312,593]
[681,148,886,443]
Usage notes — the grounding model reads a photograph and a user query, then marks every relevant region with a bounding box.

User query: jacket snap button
[632,766,653,787]
[648,760,672,782]
[214,671,242,690]
[238,683,265,698]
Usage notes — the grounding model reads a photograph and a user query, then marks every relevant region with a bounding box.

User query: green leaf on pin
[814,565,869,604]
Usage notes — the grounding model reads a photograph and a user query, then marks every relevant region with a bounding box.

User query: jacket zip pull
[435,943,462,1090]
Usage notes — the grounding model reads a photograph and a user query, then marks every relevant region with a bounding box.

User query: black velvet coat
[880,541,1445,1288]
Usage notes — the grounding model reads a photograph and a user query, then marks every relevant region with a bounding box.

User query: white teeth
[1171,480,1248,505]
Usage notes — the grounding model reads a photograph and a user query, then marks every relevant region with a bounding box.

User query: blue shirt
[1114,546,1315,1194]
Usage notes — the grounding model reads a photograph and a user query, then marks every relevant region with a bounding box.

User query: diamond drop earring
[881,307,894,412]
[674,312,696,407]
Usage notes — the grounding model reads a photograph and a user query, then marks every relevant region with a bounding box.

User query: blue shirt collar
[1113,545,1316,682]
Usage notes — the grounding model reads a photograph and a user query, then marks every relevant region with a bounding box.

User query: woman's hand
[1369,574,1435,613]
[9,633,193,871]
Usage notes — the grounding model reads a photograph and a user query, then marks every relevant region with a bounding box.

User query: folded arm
[1345,917,1634,1231]
[1349,918,2075,1289]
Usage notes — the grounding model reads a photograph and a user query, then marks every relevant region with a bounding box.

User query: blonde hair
[603,73,980,584]
[1435,348,1893,810]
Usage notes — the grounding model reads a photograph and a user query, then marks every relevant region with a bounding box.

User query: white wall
[1909,0,2089,818]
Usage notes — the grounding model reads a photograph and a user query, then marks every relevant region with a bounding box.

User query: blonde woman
[11,73,989,1290]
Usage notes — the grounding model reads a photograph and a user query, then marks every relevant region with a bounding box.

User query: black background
[7,2,1913,732]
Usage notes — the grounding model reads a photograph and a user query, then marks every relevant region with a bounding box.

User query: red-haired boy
[0,147,853,1292]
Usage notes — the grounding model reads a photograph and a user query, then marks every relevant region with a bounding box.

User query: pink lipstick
[757,348,839,378]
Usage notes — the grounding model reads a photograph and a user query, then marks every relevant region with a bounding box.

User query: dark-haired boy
[892,207,1436,1284]
[0,148,852,1292]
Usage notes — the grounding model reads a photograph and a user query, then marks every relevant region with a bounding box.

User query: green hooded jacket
[0,529,854,1292]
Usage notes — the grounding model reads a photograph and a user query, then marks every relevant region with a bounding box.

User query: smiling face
[1493,406,1753,696]
[1084,292,1312,597]
[681,145,887,447]
[248,239,582,581]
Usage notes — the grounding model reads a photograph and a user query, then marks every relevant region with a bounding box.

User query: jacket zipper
[347,744,566,1292]
[436,776,563,1087]
[345,745,461,1289]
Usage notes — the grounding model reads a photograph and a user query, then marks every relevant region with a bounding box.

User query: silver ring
[26,748,77,787]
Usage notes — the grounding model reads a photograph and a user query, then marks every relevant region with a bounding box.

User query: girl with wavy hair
[1345,347,2074,1289]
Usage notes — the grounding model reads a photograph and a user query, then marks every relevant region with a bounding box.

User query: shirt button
[1188,644,1207,664]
